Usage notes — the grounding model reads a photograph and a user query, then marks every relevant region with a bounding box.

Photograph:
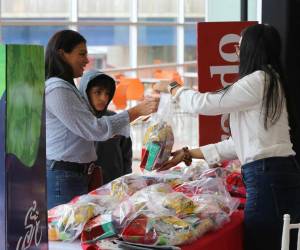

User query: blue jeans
[46,160,89,209]
[242,156,300,250]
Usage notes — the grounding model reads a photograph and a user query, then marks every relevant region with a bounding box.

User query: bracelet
[167,81,180,94]
[182,147,192,166]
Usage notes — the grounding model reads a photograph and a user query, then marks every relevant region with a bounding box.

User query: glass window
[1,0,70,19]
[78,0,130,19]
[0,26,67,46]
[138,26,176,65]
[138,0,177,21]
[79,26,129,69]
[184,0,205,21]
[248,0,258,21]
[184,0,205,62]
[206,0,240,21]
[184,24,197,61]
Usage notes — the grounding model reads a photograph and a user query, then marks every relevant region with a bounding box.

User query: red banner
[197,21,256,146]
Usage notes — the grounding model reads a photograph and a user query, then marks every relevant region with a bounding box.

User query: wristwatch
[167,81,180,94]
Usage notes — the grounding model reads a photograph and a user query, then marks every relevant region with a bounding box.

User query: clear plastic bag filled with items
[140,94,175,172]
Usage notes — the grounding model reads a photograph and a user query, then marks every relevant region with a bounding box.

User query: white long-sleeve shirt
[174,70,295,165]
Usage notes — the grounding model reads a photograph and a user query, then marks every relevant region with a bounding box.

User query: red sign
[197,21,256,146]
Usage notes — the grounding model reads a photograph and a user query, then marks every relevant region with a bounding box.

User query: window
[138,0,177,21]
[1,26,67,45]
[79,25,130,69]
[138,26,177,65]
[78,0,130,19]
[184,0,205,21]
[1,0,70,19]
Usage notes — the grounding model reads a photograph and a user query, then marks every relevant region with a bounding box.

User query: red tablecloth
[181,210,244,250]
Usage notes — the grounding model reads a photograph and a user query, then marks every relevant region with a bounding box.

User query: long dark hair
[45,30,86,84]
[220,24,286,129]
[239,24,286,129]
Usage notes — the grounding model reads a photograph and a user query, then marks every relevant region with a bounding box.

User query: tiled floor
[49,240,82,250]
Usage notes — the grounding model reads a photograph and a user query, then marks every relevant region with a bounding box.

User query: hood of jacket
[79,69,116,117]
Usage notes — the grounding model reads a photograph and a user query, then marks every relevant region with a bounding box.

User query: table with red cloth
[181,210,244,250]
[49,211,244,250]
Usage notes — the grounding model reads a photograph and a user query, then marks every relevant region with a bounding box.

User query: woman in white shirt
[154,24,300,250]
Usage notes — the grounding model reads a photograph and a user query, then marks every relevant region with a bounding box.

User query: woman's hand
[136,96,159,115]
[156,149,185,172]
[128,96,159,122]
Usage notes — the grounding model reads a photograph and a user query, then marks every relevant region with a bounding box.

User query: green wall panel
[0,45,5,98]
[6,45,44,167]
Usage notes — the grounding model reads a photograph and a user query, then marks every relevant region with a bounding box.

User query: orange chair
[125,78,144,101]
[172,72,183,84]
[114,73,125,81]
[153,69,169,79]
[153,69,183,84]
[112,82,128,110]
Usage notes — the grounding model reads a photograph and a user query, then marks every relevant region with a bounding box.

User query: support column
[240,0,248,21]
[262,0,300,162]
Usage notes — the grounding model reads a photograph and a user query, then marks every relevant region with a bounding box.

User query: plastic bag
[140,94,175,171]
[48,202,99,241]
[81,214,116,244]
[112,183,174,231]
[90,174,158,202]
[120,214,215,246]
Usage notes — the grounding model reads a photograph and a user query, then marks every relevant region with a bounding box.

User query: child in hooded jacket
[79,70,132,187]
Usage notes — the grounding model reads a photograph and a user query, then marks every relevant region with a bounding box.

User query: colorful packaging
[81,214,116,243]
[121,214,158,245]
[140,121,174,171]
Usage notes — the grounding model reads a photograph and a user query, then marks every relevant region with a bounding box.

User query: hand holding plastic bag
[155,149,185,171]
[140,94,175,171]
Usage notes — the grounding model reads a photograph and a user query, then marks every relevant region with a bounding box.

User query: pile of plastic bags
[48,162,240,249]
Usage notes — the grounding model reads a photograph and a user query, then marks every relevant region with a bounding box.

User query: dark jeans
[242,156,300,250]
[47,160,90,209]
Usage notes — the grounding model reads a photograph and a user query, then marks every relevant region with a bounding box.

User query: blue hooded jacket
[79,70,132,183]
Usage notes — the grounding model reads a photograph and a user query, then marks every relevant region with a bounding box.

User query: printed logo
[16,201,42,250]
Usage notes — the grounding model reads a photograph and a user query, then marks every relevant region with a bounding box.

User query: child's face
[88,86,110,112]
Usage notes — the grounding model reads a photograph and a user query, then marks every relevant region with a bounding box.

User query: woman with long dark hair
[154,24,300,250]
[45,30,159,209]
